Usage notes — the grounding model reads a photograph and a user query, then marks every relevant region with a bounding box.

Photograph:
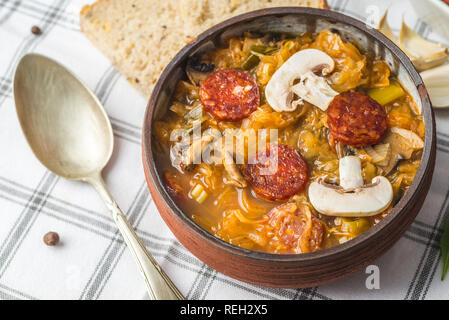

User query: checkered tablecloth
[1,0,449,300]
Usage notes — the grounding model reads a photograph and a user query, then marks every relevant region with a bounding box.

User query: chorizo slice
[243,144,309,202]
[327,92,388,147]
[266,203,324,253]
[200,69,259,121]
[163,172,185,201]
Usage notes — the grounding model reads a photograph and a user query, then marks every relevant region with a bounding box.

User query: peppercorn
[43,232,59,246]
[31,26,42,35]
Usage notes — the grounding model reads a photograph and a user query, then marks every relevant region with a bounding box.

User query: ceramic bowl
[142,7,436,288]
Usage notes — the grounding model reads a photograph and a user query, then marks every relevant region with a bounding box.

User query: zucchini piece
[368,81,405,105]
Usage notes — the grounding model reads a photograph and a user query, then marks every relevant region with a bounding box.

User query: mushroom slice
[365,143,391,167]
[420,64,449,108]
[390,127,424,151]
[182,132,218,168]
[186,58,215,86]
[339,156,364,190]
[222,149,247,188]
[171,127,248,187]
[377,127,424,175]
[204,131,248,188]
[308,176,393,217]
[265,49,338,112]
[291,71,339,112]
[309,156,393,217]
[171,129,221,172]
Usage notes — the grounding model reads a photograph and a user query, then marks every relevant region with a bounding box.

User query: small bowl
[142,7,436,288]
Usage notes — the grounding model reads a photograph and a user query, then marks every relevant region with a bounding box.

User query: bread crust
[79,0,329,97]
[320,0,329,9]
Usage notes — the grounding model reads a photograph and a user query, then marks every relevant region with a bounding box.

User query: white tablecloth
[1,0,449,300]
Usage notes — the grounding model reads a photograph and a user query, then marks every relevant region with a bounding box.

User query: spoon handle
[87,173,184,300]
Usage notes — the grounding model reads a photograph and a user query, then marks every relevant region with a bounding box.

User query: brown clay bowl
[142,7,436,288]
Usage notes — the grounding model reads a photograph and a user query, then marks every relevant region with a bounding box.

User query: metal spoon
[13,53,183,300]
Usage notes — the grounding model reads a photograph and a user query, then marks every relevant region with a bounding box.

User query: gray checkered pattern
[0,0,448,300]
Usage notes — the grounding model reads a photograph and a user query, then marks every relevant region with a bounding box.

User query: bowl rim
[142,7,435,263]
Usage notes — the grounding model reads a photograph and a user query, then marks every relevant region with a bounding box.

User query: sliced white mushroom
[376,127,424,175]
[174,131,219,170]
[172,128,247,187]
[309,156,393,217]
[291,71,339,112]
[222,149,247,188]
[390,127,424,151]
[309,177,393,217]
[365,143,391,166]
[339,156,364,190]
[265,49,338,112]
[186,59,215,86]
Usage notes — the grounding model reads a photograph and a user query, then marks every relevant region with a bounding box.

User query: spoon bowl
[14,53,183,300]
[14,54,112,180]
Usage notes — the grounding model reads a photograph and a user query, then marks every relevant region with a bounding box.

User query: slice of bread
[80,0,328,97]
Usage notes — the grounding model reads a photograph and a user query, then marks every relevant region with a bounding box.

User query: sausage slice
[200,69,259,121]
[267,203,324,253]
[327,92,388,147]
[244,144,309,202]
[163,172,185,201]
